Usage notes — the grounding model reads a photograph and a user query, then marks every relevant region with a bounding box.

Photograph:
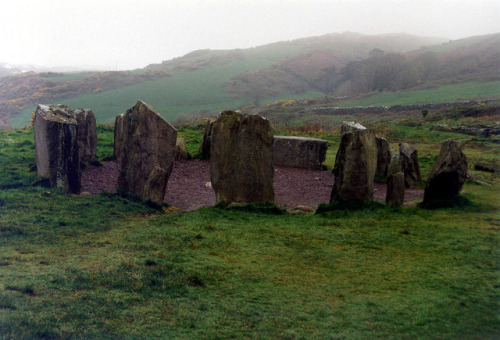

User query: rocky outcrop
[210,110,274,205]
[424,140,468,204]
[330,123,377,202]
[273,136,327,169]
[306,100,497,116]
[375,136,391,178]
[33,104,82,194]
[399,143,421,188]
[114,100,177,203]
[433,123,500,137]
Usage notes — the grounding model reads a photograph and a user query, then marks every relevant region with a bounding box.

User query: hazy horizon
[1,0,499,71]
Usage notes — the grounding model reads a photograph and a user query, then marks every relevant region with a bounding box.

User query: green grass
[0,186,498,338]
[0,122,499,338]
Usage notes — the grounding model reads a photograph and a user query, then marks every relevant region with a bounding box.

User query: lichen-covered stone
[424,139,468,203]
[210,111,274,204]
[74,108,97,166]
[33,104,81,194]
[340,121,366,136]
[273,136,327,169]
[375,136,391,178]
[386,172,405,206]
[114,100,177,203]
[385,151,405,206]
[330,128,377,202]
[399,142,421,188]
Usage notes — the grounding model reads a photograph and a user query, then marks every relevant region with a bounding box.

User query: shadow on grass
[215,202,286,215]
[418,195,475,210]
[315,200,386,215]
[109,190,167,211]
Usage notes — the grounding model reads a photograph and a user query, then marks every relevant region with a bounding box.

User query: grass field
[0,108,499,338]
[337,81,500,108]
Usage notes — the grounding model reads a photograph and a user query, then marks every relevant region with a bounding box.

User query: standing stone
[175,138,188,160]
[399,143,421,188]
[424,139,468,203]
[330,124,377,202]
[375,136,391,178]
[114,100,177,203]
[74,108,97,166]
[341,121,366,136]
[33,104,81,194]
[198,116,218,159]
[385,151,405,206]
[210,110,274,205]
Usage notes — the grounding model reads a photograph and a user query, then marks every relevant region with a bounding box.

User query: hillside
[2,32,500,128]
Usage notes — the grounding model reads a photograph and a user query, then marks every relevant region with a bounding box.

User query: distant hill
[2,32,499,129]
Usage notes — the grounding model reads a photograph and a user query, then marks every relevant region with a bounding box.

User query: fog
[1,0,499,70]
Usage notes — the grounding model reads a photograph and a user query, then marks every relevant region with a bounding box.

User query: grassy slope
[11,55,322,128]
[8,32,447,128]
[0,120,499,338]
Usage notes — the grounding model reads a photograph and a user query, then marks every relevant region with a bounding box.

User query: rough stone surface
[330,128,377,202]
[114,100,177,203]
[424,139,468,203]
[74,108,97,166]
[33,104,81,194]
[198,116,218,159]
[385,151,405,206]
[175,138,188,160]
[273,136,328,169]
[210,110,274,204]
[340,121,366,136]
[399,142,421,188]
[386,172,405,206]
[375,136,391,178]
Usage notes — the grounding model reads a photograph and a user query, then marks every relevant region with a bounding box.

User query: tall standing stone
[375,136,391,178]
[33,104,81,194]
[114,100,177,203]
[424,139,468,204]
[74,108,97,166]
[198,116,218,159]
[330,123,377,202]
[210,110,274,205]
[399,143,421,188]
[385,151,405,206]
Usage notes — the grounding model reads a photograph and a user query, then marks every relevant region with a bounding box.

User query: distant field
[10,80,499,129]
[337,81,500,108]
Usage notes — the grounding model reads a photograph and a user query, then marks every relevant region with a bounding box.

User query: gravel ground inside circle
[81,159,424,211]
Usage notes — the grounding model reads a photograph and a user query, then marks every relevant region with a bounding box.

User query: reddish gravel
[81,160,424,211]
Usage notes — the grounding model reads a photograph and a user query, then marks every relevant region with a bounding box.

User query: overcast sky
[1,0,499,70]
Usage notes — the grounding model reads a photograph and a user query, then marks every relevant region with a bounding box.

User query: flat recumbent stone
[273,136,328,169]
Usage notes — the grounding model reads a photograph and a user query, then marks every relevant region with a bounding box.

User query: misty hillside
[1,32,499,129]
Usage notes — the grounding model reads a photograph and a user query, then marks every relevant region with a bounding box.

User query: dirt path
[82,160,424,211]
